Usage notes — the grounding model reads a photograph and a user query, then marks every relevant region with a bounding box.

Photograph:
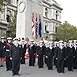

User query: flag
[39,15,42,38]
[32,13,35,38]
[35,14,38,39]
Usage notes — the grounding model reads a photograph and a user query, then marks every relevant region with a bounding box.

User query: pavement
[0,59,77,77]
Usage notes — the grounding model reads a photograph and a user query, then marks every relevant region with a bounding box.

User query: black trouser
[64,58,68,67]
[74,56,77,69]
[21,55,25,64]
[38,55,43,68]
[54,58,57,68]
[45,57,47,65]
[12,60,20,75]
[29,54,35,66]
[6,57,12,70]
[57,59,64,73]
[67,56,73,71]
[47,57,53,70]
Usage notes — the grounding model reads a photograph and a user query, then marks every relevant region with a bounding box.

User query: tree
[7,11,17,38]
[0,0,5,12]
[54,21,77,42]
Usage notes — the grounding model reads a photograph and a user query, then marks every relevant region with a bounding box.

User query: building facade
[0,0,18,40]
[43,0,62,41]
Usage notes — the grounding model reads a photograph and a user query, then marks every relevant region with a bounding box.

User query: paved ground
[0,59,77,77]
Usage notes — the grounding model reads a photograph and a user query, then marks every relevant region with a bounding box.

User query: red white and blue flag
[35,15,38,39]
[32,13,35,38]
[39,15,42,38]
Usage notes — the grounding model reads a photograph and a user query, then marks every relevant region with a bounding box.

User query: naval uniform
[5,43,13,70]
[0,41,6,67]
[28,44,36,66]
[21,44,26,64]
[72,45,77,69]
[46,46,54,70]
[67,45,74,71]
[37,45,44,68]
[10,44,21,75]
[56,46,65,73]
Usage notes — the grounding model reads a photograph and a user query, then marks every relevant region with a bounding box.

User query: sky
[55,0,77,26]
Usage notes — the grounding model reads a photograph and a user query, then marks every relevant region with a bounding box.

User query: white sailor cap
[44,40,48,43]
[13,37,19,41]
[7,37,12,40]
[57,42,59,44]
[40,40,43,43]
[1,37,5,39]
[49,41,53,44]
[69,40,72,43]
[30,39,34,42]
[54,41,57,44]
[64,42,67,44]
[59,40,63,43]
[73,40,77,42]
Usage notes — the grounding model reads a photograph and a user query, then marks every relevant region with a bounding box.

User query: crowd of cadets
[0,37,77,76]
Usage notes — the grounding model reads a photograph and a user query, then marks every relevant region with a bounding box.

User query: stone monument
[16,0,43,40]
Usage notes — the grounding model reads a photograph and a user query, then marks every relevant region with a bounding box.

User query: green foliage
[0,0,5,12]
[54,21,77,42]
[7,11,17,38]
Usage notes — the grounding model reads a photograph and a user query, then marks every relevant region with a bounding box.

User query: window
[56,11,58,20]
[6,15,10,22]
[55,27,57,32]
[7,0,11,4]
[45,25,47,31]
[45,8,48,17]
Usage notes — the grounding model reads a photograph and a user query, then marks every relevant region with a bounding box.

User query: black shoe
[12,74,15,76]
[17,73,21,76]
[6,69,8,71]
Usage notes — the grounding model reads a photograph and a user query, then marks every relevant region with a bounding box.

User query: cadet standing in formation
[5,37,13,71]
[28,40,36,66]
[21,38,26,64]
[0,37,6,67]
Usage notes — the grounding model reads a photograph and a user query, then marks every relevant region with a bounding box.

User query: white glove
[10,58,12,60]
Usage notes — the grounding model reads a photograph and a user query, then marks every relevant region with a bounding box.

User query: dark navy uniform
[37,46,44,68]
[5,43,13,70]
[0,41,6,67]
[56,46,65,73]
[28,44,36,66]
[72,45,77,69]
[63,46,68,67]
[53,46,58,68]
[46,47,54,70]
[10,44,21,75]
[67,46,74,71]
[21,44,26,64]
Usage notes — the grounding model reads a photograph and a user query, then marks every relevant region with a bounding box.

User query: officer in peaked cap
[5,37,13,71]
[0,37,6,67]
[21,38,26,64]
[10,37,21,76]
